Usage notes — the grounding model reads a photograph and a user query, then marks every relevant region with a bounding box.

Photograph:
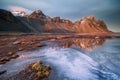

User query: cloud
[9,6,32,13]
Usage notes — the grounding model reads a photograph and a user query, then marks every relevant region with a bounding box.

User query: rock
[46,16,52,22]
[11,55,19,59]
[35,71,45,79]
[52,17,61,23]
[18,47,24,51]
[31,61,41,71]
[36,44,43,47]
[28,10,46,18]
[62,19,72,25]
[7,52,14,56]
[88,15,95,20]
[44,71,50,77]
[29,61,51,79]
[0,70,7,75]
[0,61,7,64]
[81,16,88,20]
[45,65,51,70]
[13,40,21,45]
[0,57,10,62]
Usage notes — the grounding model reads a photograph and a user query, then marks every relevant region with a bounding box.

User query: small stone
[39,61,42,64]
[18,47,24,51]
[8,52,14,56]
[33,72,42,80]
[45,65,51,70]
[0,61,7,64]
[0,57,10,62]
[36,44,43,47]
[0,70,7,75]
[44,71,50,77]
[31,61,41,71]
[36,72,42,78]
[11,55,19,59]
[0,58,5,62]
[13,41,21,45]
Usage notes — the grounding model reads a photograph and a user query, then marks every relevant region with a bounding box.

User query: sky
[0,0,120,32]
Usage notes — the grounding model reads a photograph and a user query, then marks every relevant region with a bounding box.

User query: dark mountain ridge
[0,9,32,32]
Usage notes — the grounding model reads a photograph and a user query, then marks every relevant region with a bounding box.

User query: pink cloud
[9,6,32,13]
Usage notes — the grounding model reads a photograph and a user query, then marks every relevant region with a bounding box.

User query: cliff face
[0,9,112,33]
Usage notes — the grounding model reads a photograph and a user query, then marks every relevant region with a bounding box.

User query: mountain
[0,9,31,32]
[17,10,73,33]
[73,16,111,33]
[0,9,112,33]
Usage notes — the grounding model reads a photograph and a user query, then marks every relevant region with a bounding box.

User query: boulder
[52,17,61,23]
[61,19,72,25]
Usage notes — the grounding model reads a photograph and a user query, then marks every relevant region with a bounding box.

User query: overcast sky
[0,0,120,32]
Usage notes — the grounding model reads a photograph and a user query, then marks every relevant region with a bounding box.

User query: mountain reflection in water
[42,38,105,51]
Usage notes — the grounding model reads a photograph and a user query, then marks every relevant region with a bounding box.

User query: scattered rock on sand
[0,54,19,64]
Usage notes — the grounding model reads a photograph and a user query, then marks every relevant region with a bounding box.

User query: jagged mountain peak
[79,16,96,23]
[28,10,46,18]
[82,15,95,20]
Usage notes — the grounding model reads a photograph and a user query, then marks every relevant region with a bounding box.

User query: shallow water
[0,38,120,80]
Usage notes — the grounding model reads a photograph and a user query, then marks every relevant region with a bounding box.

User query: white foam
[40,47,98,80]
